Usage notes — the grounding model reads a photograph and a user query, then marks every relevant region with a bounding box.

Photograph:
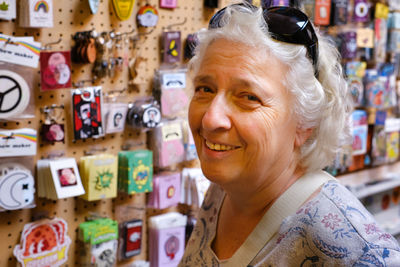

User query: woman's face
[189,39,306,189]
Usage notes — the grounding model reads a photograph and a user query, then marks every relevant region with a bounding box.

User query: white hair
[188,2,353,171]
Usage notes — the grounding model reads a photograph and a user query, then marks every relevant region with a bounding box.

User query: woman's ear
[295,127,314,147]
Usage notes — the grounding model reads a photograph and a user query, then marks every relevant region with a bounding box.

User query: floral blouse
[179,172,400,267]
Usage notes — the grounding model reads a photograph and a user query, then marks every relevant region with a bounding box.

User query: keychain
[137,4,159,27]
[41,105,65,143]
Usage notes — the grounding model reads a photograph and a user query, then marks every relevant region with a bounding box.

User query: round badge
[143,106,161,128]
[55,63,71,84]
[48,52,66,66]
[137,5,159,27]
[0,70,30,119]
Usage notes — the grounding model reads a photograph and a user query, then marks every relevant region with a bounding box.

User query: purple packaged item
[353,0,369,22]
[340,31,357,59]
[162,31,181,64]
[149,212,187,267]
[148,172,181,209]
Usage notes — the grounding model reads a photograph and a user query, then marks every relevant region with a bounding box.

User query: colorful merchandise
[79,218,119,267]
[160,0,177,9]
[118,150,153,194]
[162,31,181,64]
[40,51,72,91]
[14,218,71,267]
[314,0,331,25]
[371,110,387,166]
[137,4,158,27]
[0,128,37,157]
[353,0,369,22]
[149,121,185,168]
[111,0,135,20]
[148,172,181,209]
[80,154,118,201]
[351,110,368,156]
[121,219,143,259]
[71,86,104,140]
[149,212,187,267]
[19,0,54,28]
[385,118,400,163]
[0,163,35,211]
[0,0,16,20]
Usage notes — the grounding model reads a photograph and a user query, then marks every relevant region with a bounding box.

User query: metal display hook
[43,38,62,50]
[163,17,187,31]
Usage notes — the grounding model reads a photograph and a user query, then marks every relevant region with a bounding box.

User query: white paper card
[0,34,41,68]
[49,158,85,199]
[161,72,186,90]
[0,128,37,157]
[0,0,16,20]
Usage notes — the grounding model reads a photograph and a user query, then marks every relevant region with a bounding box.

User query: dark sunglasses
[208,4,319,77]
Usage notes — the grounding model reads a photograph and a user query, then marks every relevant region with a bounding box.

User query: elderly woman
[179,2,400,266]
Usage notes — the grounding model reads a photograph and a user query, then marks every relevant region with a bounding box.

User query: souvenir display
[118,150,153,194]
[149,121,185,168]
[331,0,347,25]
[112,0,135,20]
[0,70,31,120]
[19,0,54,28]
[314,0,331,25]
[103,102,129,134]
[126,97,161,130]
[137,4,159,27]
[160,0,177,9]
[345,61,366,107]
[149,212,187,267]
[36,158,85,199]
[384,118,400,163]
[14,218,71,267]
[0,128,37,157]
[79,218,118,267]
[0,0,16,20]
[353,0,370,22]
[161,31,181,64]
[71,86,104,140]
[0,163,35,211]
[79,154,118,201]
[40,51,72,91]
[40,105,65,143]
[121,219,143,259]
[148,172,181,210]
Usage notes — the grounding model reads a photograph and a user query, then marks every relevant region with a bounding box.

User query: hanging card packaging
[36,158,85,200]
[148,172,181,209]
[19,0,54,28]
[103,102,128,134]
[388,29,400,53]
[0,0,16,20]
[149,121,185,168]
[374,18,387,63]
[385,118,400,163]
[162,31,181,64]
[79,154,118,201]
[122,219,143,258]
[72,86,104,140]
[0,128,37,157]
[160,0,177,9]
[40,51,72,91]
[351,110,368,156]
[0,34,41,68]
[149,212,187,267]
[371,110,386,166]
[353,0,369,23]
[331,0,347,25]
[339,31,357,59]
[118,150,153,194]
[158,70,189,118]
[356,28,374,48]
[14,218,71,267]
[314,0,331,26]
[375,3,389,20]
[0,163,35,211]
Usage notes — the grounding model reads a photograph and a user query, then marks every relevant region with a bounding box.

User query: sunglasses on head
[208,4,319,77]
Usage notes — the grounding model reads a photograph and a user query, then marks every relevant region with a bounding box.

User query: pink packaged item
[148,172,181,209]
[149,212,187,267]
[160,0,177,8]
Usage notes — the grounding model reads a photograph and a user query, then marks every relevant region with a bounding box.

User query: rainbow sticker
[137,5,158,27]
[34,0,49,13]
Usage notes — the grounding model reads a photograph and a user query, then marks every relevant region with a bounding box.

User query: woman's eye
[245,94,260,102]
[195,86,213,94]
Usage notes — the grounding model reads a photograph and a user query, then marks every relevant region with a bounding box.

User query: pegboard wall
[0,0,231,266]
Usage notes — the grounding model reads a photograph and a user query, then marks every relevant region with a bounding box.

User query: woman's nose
[201,95,231,131]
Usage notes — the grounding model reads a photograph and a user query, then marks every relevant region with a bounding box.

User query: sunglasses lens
[264,7,308,35]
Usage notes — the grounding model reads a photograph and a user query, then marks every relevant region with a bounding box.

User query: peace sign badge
[0,70,30,119]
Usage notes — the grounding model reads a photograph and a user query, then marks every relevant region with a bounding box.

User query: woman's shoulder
[277,180,400,264]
